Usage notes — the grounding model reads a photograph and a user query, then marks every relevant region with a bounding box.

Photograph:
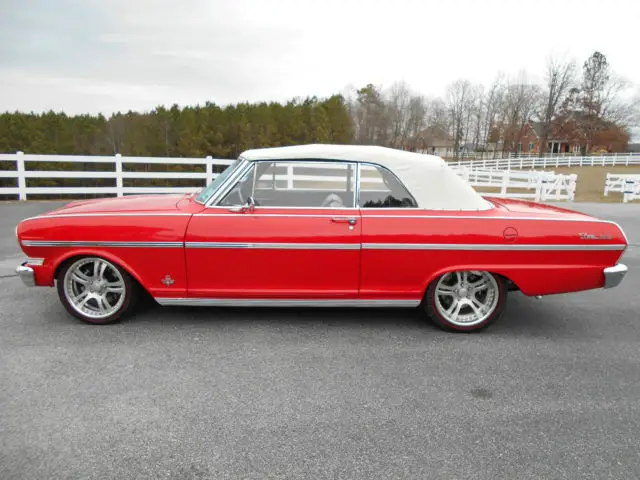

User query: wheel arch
[421,265,520,301]
[53,249,150,294]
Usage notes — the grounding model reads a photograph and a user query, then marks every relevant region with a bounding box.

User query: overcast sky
[1,0,639,116]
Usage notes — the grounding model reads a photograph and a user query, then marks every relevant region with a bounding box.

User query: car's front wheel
[424,270,507,332]
[57,256,139,324]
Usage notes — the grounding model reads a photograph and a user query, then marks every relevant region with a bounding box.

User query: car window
[195,157,245,204]
[359,164,417,208]
[218,163,256,206]
[251,161,357,208]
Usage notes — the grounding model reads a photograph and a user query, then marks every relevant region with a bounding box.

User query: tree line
[0,96,353,159]
[0,51,638,160]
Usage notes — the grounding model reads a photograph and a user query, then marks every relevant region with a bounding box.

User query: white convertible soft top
[240,144,492,211]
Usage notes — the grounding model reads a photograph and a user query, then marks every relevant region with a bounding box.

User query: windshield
[194,158,245,204]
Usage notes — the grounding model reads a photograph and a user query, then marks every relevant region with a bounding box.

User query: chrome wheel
[63,258,126,320]
[434,271,500,327]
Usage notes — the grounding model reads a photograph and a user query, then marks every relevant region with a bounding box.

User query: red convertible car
[15,145,628,332]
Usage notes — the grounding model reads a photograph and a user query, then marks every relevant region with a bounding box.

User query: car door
[185,159,362,299]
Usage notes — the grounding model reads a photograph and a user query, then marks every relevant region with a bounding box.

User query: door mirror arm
[228,196,255,213]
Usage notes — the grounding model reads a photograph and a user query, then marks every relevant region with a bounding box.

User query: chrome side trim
[155,298,420,308]
[21,240,183,248]
[362,215,623,225]
[21,213,192,222]
[16,263,35,287]
[603,263,628,289]
[186,242,360,250]
[25,258,45,266]
[362,243,626,251]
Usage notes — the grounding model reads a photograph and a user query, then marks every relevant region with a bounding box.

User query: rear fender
[422,264,605,297]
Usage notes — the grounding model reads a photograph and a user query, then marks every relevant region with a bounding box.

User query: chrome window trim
[155,298,420,308]
[202,205,360,211]
[21,240,183,248]
[204,157,252,207]
[210,158,359,209]
[193,213,356,218]
[362,243,626,251]
[354,160,361,208]
[186,242,360,250]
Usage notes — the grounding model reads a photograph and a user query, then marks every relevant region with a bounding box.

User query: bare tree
[480,75,505,157]
[539,56,576,154]
[500,73,542,154]
[575,51,640,150]
[386,81,411,148]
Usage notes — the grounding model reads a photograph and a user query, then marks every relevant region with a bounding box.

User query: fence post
[569,174,577,201]
[287,164,294,189]
[115,154,123,197]
[501,172,508,196]
[205,156,213,185]
[535,177,543,202]
[16,151,27,201]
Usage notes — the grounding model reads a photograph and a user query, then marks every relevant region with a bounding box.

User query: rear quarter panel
[360,209,626,298]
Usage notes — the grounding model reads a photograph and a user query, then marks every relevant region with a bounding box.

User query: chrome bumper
[604,264,627,289]
[16,262,36,287]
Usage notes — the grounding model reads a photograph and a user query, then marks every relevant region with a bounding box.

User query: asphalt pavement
[1,201,639,479]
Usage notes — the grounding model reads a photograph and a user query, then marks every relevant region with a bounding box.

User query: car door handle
[331,217,357,225]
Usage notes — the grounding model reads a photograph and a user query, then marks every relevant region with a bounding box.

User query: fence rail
[442,151,640,160]
[453,167,576,202]
[449,154,640,170]
[0,152,234,200]
[0,152,583,202]
[604,173,640,203]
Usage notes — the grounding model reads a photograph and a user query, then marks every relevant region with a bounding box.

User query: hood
[42,194,191,216]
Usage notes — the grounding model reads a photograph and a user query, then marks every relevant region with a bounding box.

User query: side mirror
[228,196,255,213]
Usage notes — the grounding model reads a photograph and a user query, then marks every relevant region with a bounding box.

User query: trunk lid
[484,196,595,220]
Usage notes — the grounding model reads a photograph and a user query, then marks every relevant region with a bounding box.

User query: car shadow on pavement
[128,295,586,338]
[138,303,429,328]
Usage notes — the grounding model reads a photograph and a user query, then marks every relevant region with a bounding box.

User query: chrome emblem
[161,274,175,286]
[579,233,612,240]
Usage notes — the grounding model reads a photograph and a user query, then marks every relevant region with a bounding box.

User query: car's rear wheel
[424,270,507,332]
[57,256,138,324]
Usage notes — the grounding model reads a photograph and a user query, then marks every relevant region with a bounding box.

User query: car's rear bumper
[604,263,627,289]
[16,262,36,287]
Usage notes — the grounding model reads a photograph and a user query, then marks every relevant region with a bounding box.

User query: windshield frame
[194,157,247,205]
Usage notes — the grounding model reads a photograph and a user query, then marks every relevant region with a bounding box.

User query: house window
[517,143,523,153]
[573,144,581,153]
[528,143,534,152]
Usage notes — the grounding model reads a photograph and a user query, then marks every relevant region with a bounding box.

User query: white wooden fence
[604,173,640,203]
[0,152,234,200]
[0,151,575,203]
[445,151,640,160]
[449,154,640,170]
[453,167,576,202]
